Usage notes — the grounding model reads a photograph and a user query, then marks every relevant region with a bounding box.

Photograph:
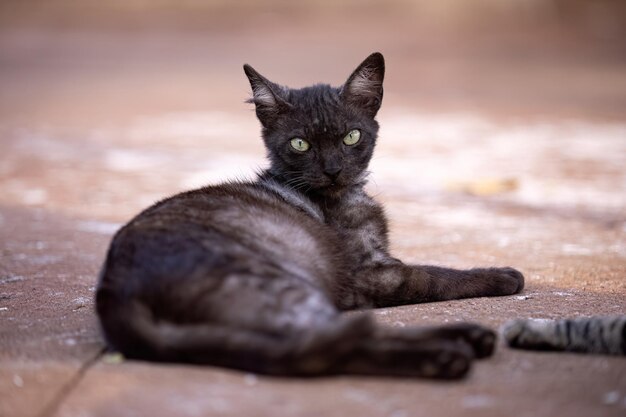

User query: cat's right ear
[243,64,291,128]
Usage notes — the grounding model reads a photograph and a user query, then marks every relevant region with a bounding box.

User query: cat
[96,52,524,379]
[503,316,626,356]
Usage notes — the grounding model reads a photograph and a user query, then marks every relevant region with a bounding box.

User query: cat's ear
[243,64,292,128]
[341,52,385,118]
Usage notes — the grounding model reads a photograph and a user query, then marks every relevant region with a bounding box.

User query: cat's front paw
[497,267,524,294]
[471,267,525,296]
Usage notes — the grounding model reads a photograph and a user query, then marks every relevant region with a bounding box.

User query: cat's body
[96,53,524,378]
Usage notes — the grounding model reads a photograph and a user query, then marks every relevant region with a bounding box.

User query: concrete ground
[1,2,625,417]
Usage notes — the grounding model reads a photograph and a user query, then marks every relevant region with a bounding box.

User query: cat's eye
[290,138,310,152]
[343,129,361,146]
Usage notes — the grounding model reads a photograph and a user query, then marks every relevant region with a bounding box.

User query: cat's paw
[501,318,553,349]
[497,267,525,294]
[440,323,497,359]
[430,344,473,379]
[471,267,525,296]
[413,341,473,379]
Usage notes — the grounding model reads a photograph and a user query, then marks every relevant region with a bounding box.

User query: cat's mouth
[300,174,351,193]
[314,178,347,193]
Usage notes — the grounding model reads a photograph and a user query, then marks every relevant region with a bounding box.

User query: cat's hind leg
[338,334,474,379]
[98,286,485,378]
[374,322,497,359]
[333,322,498,378]
[97,277,376,375]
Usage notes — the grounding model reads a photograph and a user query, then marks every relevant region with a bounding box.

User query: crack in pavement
[36,348,106,417]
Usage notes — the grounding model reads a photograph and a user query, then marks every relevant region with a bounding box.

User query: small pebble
[103,353,125,364]
[13,375,24,388]
[72,296,91,311]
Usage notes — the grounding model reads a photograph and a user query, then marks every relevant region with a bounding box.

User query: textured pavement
[1,2,625,417]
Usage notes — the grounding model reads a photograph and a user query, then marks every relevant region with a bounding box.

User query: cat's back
[101,181,341,294]
[123,181,326,245]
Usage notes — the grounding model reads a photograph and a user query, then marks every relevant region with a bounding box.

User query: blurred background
[1,0,625,252]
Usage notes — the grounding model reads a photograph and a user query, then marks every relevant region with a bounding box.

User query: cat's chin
[311,182,350,198]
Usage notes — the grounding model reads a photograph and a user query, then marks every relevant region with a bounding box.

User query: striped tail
[502,315,626,356]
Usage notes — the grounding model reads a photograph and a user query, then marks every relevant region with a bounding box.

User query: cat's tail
[502,316,626,356]
[96,290,374,375]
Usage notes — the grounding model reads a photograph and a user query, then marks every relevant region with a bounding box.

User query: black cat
[96,53,524,378]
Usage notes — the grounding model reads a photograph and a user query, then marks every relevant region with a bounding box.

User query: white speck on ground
[72,296,91,310]
[64,338,77,346]
[552,292,573,297]
[77,220,122,235]
[104,149,169,172]
[561,244,594,256]
[602,391,620,405]
[389,410,409,417]
[461,394,495,409]
[12,374,24,388]
[343,388,370,404]
[28,254,64,265]
[0,275,24,284]
[21,188,48,205]
[243,374,258,386]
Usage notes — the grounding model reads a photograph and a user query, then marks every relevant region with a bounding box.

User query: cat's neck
[258,169,365,199]
[257,170,325,221]
[257,169,367,217]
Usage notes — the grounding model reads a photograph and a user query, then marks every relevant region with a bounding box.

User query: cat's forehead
[287,84,340,107]
[285,84,350,134]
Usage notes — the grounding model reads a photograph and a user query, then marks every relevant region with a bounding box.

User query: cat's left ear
[341,52,385,118]
[243,64,292,128]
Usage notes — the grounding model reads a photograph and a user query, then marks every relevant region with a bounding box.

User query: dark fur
[96,53,524,378]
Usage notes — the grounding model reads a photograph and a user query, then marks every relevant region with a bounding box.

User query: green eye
[290,138,310,152]
[343,129,361,146]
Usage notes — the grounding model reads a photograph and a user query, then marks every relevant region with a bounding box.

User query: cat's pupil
[343,129,361,146]
[290,138,310,152]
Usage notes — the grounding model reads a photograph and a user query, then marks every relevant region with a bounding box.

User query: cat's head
[244,53,385,196]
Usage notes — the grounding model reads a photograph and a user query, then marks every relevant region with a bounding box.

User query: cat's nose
[323,167,342,181]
